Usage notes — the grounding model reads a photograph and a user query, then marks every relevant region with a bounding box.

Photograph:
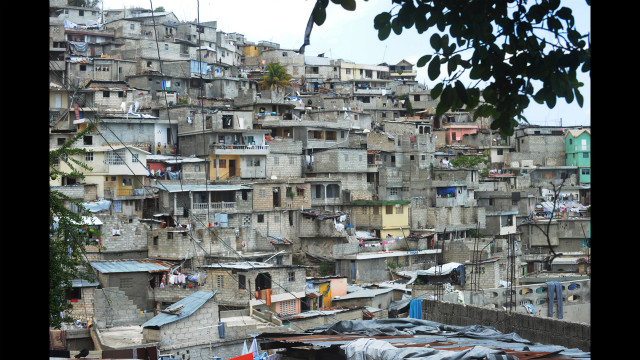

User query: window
[361,206,367,214]
[216,275,224,288]
[238,275,246,289]
[396,204,403,214]
[106,149,126,165]
[130,24,135,30]
[153,236,158,245]
[78,10,84,16]
[132,154,139,163]
[80,64,86,71]
[83,135,92,145]
[390,188,398,195]
[58,138,66,146]
[280,299,296,315]
[296,188,305,197]
[581,168,590,175]
[103,91,110,98]
[85,152,93,162]
[583,152,589,158]
[497,149,504,155]
[373,206,379,215]
[288,272,295,282]
[257,214,264,223]
[386,205,394,214]
[273,156,279,165]
[289,156,295,165]
[219,159,227,168]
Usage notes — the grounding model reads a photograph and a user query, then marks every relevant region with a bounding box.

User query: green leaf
[374,12,392,30]
[454,80,468,104]
[341,0,356,11]
[575,88,584,107]
[313,6,326,25]
[428,55,441,80]
[417,54,432,68]
[378,24,391,40]
[391,17,403,35]
[430,33,441,51]
[430,83,444,99]
[430,82,444,100]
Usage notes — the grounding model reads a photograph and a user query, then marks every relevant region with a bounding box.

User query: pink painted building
[444,124,480,145]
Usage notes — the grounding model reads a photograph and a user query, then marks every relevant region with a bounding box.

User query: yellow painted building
[350,200,410,239]
[50,145,150,198]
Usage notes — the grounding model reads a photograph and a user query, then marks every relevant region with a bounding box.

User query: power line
[50,10,349,326]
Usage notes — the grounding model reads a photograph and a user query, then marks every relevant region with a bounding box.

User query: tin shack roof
[141,290,217,328]
[89,259,175,274]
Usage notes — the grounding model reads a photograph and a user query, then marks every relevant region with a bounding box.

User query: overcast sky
[101,0,591,127]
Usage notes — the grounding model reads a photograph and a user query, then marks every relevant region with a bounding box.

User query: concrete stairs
[93,287,154,328]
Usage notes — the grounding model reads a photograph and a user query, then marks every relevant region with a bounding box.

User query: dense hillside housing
[49,1,591,359]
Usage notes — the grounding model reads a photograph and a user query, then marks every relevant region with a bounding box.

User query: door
[229,160,236,177]
[350,261,356,281]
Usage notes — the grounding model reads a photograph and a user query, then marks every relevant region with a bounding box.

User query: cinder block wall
[421,299,590,352]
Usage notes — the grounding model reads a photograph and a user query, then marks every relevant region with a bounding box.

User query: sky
[101,0,591,127]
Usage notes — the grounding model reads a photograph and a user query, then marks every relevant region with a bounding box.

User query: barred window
[105,149,126,165]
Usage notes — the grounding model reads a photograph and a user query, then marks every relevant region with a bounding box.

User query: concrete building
[198,262,307,315]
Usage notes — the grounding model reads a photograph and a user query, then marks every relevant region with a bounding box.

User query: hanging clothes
[546,281,563,319]
[409,299,423,319]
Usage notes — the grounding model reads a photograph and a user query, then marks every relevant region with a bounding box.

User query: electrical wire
[50,7,350,327]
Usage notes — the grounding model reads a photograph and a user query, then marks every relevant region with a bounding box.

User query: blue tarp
[190,60,211,75]
[436,187,456,196]
[409,299,422,319]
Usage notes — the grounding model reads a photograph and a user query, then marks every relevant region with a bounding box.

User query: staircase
[93,287,154,328]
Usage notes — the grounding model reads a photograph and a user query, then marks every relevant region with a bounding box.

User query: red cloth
[229,353,252,360]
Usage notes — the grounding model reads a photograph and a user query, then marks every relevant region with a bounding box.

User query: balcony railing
[109,188,145,197]
[210,144,269,155]
[192,202,236,210]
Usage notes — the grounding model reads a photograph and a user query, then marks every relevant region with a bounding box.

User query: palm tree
[258,62,292,93]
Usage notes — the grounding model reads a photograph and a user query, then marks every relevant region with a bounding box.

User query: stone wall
[95,214,149,254]
[93,287,153,328]
[420,297,590,352]
[152,297,220,350]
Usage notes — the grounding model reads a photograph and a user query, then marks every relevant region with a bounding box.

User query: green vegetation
[49,124,98,329]
[449,151,489,168]
[258,62,293,93]
[309,0,590,137]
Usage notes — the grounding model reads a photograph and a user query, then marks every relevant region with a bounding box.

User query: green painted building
[564,129,590,184]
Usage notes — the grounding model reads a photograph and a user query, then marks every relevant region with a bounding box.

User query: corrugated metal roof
[90,259,175,274]
[142,290,217,328]
[333,288,393,301]
[199,261,276,270]
[71,279,100,287]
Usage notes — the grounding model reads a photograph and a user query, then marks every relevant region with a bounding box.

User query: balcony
[105,188,145,200]
[210,144,269,156]
[191,202,236,212]
[367,163,380,172]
